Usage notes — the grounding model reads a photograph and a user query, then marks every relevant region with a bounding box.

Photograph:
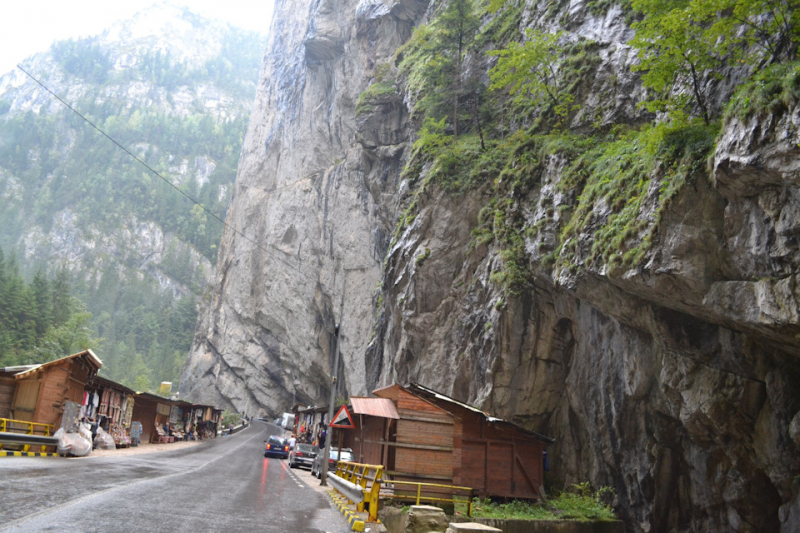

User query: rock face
[180,0,425,410]
[181,1,800,532]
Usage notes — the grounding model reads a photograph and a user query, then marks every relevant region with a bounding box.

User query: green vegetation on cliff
[379,0,800,295]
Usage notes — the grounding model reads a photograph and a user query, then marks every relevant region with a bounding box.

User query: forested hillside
[0,4,265,390]
[0,247,97,365]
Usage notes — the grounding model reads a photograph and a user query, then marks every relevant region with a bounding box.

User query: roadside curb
[327,490,366,532]
[0,450,58,458]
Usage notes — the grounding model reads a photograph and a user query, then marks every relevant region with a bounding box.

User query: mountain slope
[0,3,265,389]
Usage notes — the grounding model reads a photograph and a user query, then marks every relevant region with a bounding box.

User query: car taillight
[296,452,304,457]
[284,446,288,451]
[266,444,271,449]
[329,459,335,464]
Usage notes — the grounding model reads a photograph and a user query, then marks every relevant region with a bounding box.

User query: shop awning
[350,397,399,419]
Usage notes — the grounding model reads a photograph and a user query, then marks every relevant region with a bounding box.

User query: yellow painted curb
[327,487,366,531]
[0,451,58,458]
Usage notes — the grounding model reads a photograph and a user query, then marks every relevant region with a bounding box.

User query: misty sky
[0,0,275,75]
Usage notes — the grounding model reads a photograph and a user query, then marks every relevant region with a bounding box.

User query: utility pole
[321,276,346,487]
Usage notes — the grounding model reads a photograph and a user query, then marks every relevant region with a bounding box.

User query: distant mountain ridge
[0,3,266,391]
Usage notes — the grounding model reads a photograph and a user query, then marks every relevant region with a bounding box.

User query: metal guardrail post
[330,461,384,523]
[416,484,421,505]
[366,465,383,522]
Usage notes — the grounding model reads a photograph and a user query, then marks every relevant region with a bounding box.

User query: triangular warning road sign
[330,404,355,428]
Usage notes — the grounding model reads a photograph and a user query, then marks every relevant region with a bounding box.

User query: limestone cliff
[181,1,800,531]
[180,0,427,411]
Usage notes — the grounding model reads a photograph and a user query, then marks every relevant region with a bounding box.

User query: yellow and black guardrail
[327,460,477,530]
[0,419,56,454]
[329,461,384,523]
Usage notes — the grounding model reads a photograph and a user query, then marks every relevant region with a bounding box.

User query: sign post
[321,277,346,487]
[330,404,354,467]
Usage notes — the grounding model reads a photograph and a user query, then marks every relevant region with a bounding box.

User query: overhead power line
[17,65,327,287]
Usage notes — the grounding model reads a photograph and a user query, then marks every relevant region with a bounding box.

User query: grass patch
[724,60,800,122]
[356,63,399,117]
[455,483,616,521]
[477,0,524,48]
[557,120,717,273]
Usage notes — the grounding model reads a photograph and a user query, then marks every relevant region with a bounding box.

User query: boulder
[405,505,448,533]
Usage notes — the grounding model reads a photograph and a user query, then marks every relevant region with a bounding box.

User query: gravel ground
[78,438,204,458]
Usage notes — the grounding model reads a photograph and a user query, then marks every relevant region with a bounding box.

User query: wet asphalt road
[0,421,350,532]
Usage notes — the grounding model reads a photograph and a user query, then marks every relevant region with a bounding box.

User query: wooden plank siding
[396,389,446,415]
[395,447,453,479]
[131,396,159,444]
[410,387,549,500]
[11,379,40,422]
[451,419,464,486]
[354,415,386,466]
[392,389,456,483]
[0,377,15,418]
[396,419,453,448]
[30,361,89,429]
[369,384,550,501]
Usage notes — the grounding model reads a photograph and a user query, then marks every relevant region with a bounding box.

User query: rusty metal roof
[351,397,399,419]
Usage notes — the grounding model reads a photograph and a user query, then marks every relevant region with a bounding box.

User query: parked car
[288,443,319,469]
[264,436,289,459]
[310,447,356,478]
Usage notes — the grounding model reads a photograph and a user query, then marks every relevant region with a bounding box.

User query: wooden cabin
[409,383,553,500]
[131,392,174,444]
[344,383,553,501]
[6,350,102,431]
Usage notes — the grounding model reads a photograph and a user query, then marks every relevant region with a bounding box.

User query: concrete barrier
[451,519,625,533]
[379,508,625,533]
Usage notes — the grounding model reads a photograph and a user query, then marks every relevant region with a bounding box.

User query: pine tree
[437,0,480,139]
[52,267,72,327]
[31,268,52,337]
